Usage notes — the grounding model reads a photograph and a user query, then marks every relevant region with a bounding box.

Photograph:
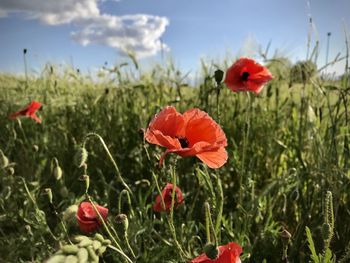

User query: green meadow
[0,53,349,263]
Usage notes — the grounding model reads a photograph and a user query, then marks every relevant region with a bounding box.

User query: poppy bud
[203,243,219,260]
[79,175,90,193]
[32,145,39,152]
[62,204,78,227]
[7,167,15,176]
[60,186,69,198]
[115,213,129,234]
[214,69,224,85]
[0,150,9,168]
[74,147,88,168]
[44,188,53,204]
[53,166,62,180]
[52,157,62,180]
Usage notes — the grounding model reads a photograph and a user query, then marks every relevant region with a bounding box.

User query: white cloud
[72,14,169,58]
[0,0,100,25]
[0,0,169,58]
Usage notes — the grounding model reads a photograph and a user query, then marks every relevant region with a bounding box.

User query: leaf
[305,226,320,263]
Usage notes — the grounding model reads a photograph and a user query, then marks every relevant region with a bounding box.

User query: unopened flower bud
[115,214,129,234]
[214,69,224,85]
[203,243,219,260]
[53,166,62,180]
[44,188,53,204]
[0,150,9,168]
[32,145,39,152]
[7,167,15,176]
[74,147,88,168]
[62,204,78,227]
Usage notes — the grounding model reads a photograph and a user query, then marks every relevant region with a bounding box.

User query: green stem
[86,195,132,263]
[204,202,217,247]
[214,175,223,240]
[239,92,251,204]
[83,132,132,194]
[152,169,187,259]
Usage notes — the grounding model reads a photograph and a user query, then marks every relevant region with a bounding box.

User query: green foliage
[0,55,349,262]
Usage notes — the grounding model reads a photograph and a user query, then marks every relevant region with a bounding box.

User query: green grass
[0,56,349,263]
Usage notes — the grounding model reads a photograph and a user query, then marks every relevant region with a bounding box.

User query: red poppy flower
[145,106,227,168]
[224,57,273,94]
[76,202,108,233]
[153,183,184,212]
[9,100,42,123]
[190,242,242,263]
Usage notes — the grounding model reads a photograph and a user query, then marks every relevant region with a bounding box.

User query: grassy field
[0,55,349,262]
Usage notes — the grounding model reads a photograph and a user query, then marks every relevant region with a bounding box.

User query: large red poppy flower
[145,106,227,168]
[76,202,108,233]
[190,242,242,263]
[9,100,42,123]
[153,183,184,212]
[224,57,273,94]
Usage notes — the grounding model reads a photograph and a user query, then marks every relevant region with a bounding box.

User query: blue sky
[0,0,349,75]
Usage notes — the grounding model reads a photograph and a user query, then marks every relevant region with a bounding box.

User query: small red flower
[145,106,228,168]
[76,202,108,233]
[190,242,242,263]
[153,183,184,212]
[224,57,273,94]
[9,100,42,123]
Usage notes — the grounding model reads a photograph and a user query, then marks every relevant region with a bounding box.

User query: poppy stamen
[241,71,250,81]
[177,137,189,148]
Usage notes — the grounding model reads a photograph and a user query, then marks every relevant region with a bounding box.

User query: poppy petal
[145,106,185,138]
[30,114,42,123]
[184,109,227,146]
[196,147,228,168]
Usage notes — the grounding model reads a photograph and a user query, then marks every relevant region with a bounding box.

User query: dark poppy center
[177,137,189,148]
[241,71,250,81]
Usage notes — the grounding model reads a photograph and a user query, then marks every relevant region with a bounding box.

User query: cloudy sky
[0,0,349,75]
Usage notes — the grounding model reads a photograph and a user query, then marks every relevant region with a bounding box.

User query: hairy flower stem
[239,92,251,204]
[216,82,221,124]
[20,177,57,241]
[152,168,187,260]
[82,132,132,194]
[214,175,224,240]
[118,189,135,217]
[204,202,218,247]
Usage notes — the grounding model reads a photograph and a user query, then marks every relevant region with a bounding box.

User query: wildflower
[145,106,227,168]
[224,57,273,94]
[153,183,184,212]
[190,242,242,263]
[76,202,108,233]
[9,100,42,123]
